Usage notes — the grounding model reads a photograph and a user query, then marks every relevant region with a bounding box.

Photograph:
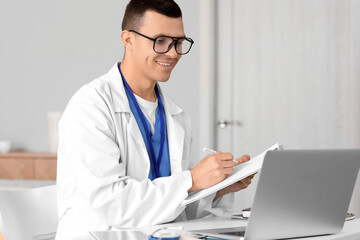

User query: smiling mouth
[156,61,173,68]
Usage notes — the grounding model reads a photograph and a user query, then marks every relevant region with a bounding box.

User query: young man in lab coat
[56,0,254,239]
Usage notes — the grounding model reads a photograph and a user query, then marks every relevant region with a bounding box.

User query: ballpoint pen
[202,147,238,163]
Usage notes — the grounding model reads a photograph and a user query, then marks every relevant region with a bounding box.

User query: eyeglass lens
[154,37,192,54]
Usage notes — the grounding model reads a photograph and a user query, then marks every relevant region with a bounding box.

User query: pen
[202,147,238,163]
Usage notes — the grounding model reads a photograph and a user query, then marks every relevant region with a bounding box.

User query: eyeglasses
[129,30,194,55]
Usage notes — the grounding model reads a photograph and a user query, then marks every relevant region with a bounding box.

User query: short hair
[122,0,182,31]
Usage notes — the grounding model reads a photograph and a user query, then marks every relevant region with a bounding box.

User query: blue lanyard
[118,63,166,179]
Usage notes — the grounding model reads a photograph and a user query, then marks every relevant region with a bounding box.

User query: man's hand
[188,153,251,193]
[213,172,256,202]
[212,154,253,202]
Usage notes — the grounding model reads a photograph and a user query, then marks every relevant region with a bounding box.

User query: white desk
[85,217,360,240]
[164,217,360,240]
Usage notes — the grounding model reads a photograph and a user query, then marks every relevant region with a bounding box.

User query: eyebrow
[152,33,187,38]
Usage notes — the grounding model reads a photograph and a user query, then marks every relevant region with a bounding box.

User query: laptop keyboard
[219,227,246,237]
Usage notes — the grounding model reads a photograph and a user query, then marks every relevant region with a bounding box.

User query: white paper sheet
[181,143,280,206]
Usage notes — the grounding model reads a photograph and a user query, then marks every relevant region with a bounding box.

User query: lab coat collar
[107,63,183,117]
[106,63,131,113]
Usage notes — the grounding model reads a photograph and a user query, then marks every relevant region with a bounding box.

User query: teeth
[157,62,171,66]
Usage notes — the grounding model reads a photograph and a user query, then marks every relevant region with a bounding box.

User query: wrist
[188,169,200,193]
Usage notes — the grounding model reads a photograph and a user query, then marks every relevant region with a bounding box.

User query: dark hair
[122,0,182,31]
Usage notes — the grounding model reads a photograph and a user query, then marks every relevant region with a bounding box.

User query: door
[215,0,360,213]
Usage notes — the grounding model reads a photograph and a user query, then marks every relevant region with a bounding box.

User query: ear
[121,30,134,50]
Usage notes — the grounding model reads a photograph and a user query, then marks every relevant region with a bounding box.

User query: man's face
[131,11,184,83]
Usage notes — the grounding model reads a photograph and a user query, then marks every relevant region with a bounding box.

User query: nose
[166,41,178,57]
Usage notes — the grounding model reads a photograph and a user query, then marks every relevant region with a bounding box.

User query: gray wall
[0,0,199,158]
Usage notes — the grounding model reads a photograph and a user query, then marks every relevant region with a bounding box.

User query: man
[56,0,254,239]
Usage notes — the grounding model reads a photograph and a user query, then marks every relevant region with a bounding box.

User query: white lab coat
[55,63,234,239]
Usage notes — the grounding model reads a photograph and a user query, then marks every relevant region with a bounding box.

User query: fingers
[189,152,236,192]
[236,176,253,189]
[249,172,257,179]
[189,151,252,192]
[238,174,255,185]
[212,152,252,170]
[221,160,237,168]
[224,176,254,193]
[235,154,251,164]
[223,167,235,175]
[216,152,234,161]
[212,152,236,168]
[213,152,251,165]
[210,152,236,177]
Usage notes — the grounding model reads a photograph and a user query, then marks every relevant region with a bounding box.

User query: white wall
[0,0,199,159]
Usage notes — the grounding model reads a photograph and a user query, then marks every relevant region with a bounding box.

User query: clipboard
[181,143,280,207]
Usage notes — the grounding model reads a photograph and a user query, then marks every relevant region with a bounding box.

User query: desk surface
[165,217,360,240]
[84,217,360,240]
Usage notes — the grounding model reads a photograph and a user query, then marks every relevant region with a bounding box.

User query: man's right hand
[188,152,237,193]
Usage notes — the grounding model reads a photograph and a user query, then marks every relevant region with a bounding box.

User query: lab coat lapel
[127,114,147,150]
[127,114,151,169]
[166,112,185,174]
[106,63,150,168]
[161,90,185,174]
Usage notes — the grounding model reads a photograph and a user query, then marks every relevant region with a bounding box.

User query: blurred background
[0,0,359,215]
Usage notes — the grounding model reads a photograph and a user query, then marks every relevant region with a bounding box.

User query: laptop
[191,149,360,240]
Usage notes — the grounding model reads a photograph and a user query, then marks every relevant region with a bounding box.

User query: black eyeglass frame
[129,30,194,55]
